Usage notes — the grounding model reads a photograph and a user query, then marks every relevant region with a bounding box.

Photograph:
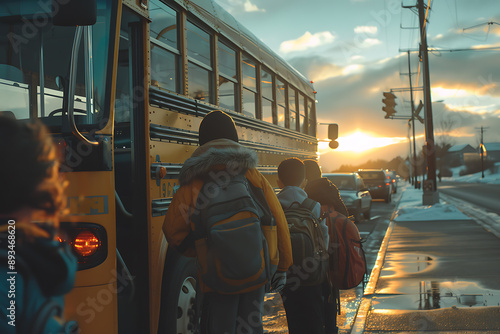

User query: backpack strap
[300,197,318,213]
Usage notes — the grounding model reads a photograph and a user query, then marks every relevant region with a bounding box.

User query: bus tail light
[72,230,101,257]
[59,223,108,270]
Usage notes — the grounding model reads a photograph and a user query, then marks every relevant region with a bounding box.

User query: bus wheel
[159,253,198,334]
[177,275,197,332]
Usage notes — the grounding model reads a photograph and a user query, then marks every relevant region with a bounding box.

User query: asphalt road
[438,181,500,215]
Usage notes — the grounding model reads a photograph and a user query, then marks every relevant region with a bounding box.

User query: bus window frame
[241,52,258,118]
[217,39,239,112]
[288,86,297,131]
[276,76,287,128]
[260,66,275,125]
[149,0,181,94]
[299,93,306,133]
[186,18,214,104]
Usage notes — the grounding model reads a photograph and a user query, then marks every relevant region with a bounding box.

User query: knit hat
[198,110,239,146]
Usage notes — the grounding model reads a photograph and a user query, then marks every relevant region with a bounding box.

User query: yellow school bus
[0,0,318,332]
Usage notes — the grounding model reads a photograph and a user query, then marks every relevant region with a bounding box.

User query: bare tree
[436,117,458,174]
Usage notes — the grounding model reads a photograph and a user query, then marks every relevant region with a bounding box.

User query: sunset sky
[214,0,500,171]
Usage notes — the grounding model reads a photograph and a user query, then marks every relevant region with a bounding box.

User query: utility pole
[407,119,414,184]
[480,126,484,178]
[407,51,418,188]
[418,0,438,204]
[477,126,489,179]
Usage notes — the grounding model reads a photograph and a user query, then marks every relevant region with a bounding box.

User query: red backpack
[322,205,367,290]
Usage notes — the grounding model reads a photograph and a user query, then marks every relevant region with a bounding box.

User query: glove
[269,271,286,293]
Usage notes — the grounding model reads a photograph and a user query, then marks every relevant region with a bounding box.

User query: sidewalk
[352,186,500,333]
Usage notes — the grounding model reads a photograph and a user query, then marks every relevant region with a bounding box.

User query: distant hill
[332,156,409,177]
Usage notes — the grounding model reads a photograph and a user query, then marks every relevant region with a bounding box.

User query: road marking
[370,215,380,220]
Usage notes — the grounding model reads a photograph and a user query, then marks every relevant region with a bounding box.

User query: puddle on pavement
[380,253,436,277]
[263,293,288,333]
[373,280,500,310]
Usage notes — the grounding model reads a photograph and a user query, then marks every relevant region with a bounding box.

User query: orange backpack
[322,205,367,290]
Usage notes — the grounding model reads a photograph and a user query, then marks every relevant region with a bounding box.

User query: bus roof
[172,0,315,96]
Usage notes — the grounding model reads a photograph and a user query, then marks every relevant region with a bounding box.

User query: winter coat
[0,221,77,333]
[277,186,329,249]
[305,178,349,218]
[162,139,293,292]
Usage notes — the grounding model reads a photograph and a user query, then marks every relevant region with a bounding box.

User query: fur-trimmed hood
[179,138,258,186]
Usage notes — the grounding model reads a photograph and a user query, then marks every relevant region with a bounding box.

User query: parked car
[386,170,398,193]
[357,169,392,203]
[323,172,372,223]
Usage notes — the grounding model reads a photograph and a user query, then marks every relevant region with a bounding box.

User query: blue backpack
[191,171,275,294]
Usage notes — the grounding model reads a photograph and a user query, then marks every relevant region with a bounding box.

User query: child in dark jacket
[303,159,347,334]
[277,158,328,334]
[304,159,349,217]
[163,111,293,334]
[0,117,77,334]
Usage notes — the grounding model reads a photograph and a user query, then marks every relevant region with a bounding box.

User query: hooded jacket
[162,139,293,291]
[0,221,77,333]
[305,178,349,218]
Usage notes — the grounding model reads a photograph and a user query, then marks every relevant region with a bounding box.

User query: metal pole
[408,119,413,184]
[418,0,437,192]
[407,51,418,188]
[480,126,484,178]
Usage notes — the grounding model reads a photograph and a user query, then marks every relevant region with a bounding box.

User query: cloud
[279,31,335,53]
[284,24,500,171]
[288,49,500,171]
[361,38,382,47]
[354,26,378,35]
[243,0,265,12]
[214,0,264,13]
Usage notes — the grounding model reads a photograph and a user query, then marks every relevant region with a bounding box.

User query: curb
[350,184,408,334]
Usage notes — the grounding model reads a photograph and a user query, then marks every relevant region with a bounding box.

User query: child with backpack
[0,117,78,334]
[277,158,329,334]
[304,160,367,334]
[163,110,293,334]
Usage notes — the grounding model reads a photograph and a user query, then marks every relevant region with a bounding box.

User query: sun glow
[318,131,408,153]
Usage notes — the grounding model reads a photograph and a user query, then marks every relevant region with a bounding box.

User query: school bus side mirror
[328,124,338,140]
[328,124,339,149]
[53,0,97,26]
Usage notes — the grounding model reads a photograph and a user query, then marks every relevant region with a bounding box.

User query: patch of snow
[393,186,470,222]
[441,162,500,185]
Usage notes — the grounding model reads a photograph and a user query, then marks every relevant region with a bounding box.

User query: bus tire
[158,250,198,334]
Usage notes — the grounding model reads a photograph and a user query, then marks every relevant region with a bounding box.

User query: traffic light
[382,92,397,119]
[328,123,339,149]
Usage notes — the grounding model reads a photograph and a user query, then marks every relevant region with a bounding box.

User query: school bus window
[150,1,178,49]
[115,31,132,122]
[150,1,180,93]
[261,68,274,124]
[308,99,316,135]
[218,41,238,111]
[188,62,212,102]
[187,21,213,103]
[299,94,306,133]
[289,88,297,130]
[242,54,257,118]
[276,78,286,127]
[150,46,179,93]
[242,88,256,118]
